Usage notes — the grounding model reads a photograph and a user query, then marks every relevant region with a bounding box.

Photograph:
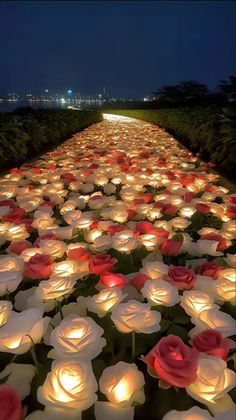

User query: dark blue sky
[0,1,235,97]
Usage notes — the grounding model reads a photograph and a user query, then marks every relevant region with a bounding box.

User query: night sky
[0,1,235,98]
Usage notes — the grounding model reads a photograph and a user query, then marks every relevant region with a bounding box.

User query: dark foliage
[0,108,103,170]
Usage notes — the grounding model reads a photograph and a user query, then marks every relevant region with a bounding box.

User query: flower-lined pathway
[0,114,235,420]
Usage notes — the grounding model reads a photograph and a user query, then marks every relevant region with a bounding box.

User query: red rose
[160,239,183,256]
[199,261,222,279]
[8,240,32,255]
[89,253,117,275]
[99,272,126,288]
[108,224,127,236]
[146,335,199,387]
[226,206,236,219]
[0,199,15,209]
[200,233,228,251]
[190,329,233,360]
[0,384,22,420]
[24,254,54,280]
[2,208,25,223]
[68,247,91,261]
[196,203,211,214]
[166,266,196,289]
[130,273,149,290]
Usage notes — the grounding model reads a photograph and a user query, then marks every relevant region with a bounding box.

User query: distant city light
[61,97,66,103]
[45,89,49,93]
[67,89,73,96]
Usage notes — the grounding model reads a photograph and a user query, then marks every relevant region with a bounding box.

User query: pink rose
[190,329,233,360]
[108,224,127,236]
[34,234,57,247]
[196,203,211,214]
[130,273,150,290]
[24,254,54,280]
[99,272,126,288]
[2,208,25,224]
[8,240,32,255]
[68,247,91,261]
[146,335,199,387]
[200,233,228,251]
[89,253,117,275]
[165,266,196,289]
[199,261,222,279]
[160,239,183,256]
[0,384,22,420]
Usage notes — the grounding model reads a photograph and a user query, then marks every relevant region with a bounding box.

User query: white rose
[99,362,145,406]
[37,360,98,417]
[141,261,168,279]
[87,287,127,317]
[0,363,36,400]
[103,183,116,194]
[186,355,235,405]
[141,279,179,307]
[162,406,212,420]
[90,234,113,252]
[190,308,235,337]
[49,315,106,360]
[0,308,50,354]
[0,255,24,296]
[40,240,66,259]
[0,300,13,327]
[113,231,139,252]
[36,277,76,300]
[111,300,161,334]
[180,290,217,317]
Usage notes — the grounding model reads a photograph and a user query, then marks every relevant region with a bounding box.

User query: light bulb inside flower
[113,379,129,403]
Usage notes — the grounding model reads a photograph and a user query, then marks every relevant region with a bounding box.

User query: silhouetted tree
[217,75,236,101]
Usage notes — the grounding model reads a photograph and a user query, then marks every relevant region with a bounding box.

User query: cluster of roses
[0,114,235,420]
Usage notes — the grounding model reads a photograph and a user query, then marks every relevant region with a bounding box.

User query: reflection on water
[0,100,103,112]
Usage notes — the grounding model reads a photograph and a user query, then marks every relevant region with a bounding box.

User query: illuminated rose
[199,261,222,279]
[99,272,126,289]
[141,279,179,307]
[180,290,216,317]
[50,260,84,280]
[165,266,196,290]
[160,239,183,256]
[91,235,113,252]
[215,273,236,305]
[89,253,117,275]
[40,240,66,259]
[99,362,145,407]
[141,261,168,280]
[7,240,32,255]
[0,301,13,327]
[24,254,54,280]
[162,406,212,420]
[190,308,235,337]
[111,300,161,334]
[0,256,23,296]
[49,315,106,360]
[0,363,36,400]
[6,224,29,241]
[36,277,76,300]
[190,330,233,360]
[130,273,150,290]
[145,335,199,387]
[0,384,23,420]
[87,287,126,318]
[112,231,139,252]
[37,360,98,416]
[200,233,229,251]
[186,355,235,405]
[67,247,91,261]
[0,308,50,354]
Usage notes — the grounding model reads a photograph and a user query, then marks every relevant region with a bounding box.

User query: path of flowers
[0,114,235,420]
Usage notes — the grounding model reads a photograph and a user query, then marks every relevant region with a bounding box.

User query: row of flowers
[0,114,235,420]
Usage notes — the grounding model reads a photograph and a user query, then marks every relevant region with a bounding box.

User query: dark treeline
[0,108,102,170]
[103,75,236,109]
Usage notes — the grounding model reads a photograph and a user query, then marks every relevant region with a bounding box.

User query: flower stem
[30,345,40,373]
[131,330,136,360]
